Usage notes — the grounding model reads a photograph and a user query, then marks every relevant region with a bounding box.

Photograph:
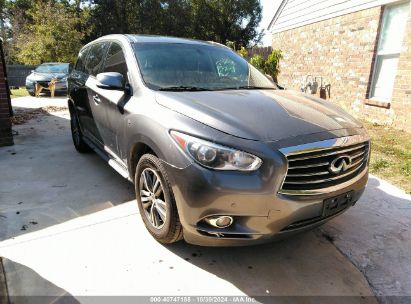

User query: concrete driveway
[0,96,410,303]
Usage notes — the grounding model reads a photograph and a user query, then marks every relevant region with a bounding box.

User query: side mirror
[96,72,124,90]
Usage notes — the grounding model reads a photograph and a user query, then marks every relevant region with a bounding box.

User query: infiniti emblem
[329,155,352,174]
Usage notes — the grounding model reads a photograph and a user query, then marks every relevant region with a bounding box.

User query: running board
[82,137,130,180]
[108,158,129,179]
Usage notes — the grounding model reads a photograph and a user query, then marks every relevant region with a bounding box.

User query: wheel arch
[68,98,75,111]
[128,141,159,180]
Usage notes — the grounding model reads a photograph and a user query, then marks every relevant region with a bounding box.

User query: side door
[84,42,110,148]
[98,41,131,160]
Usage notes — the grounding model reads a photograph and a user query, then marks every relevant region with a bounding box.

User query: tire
[28,91,35,96]
[69,106,92,153]
[135,154,183,244]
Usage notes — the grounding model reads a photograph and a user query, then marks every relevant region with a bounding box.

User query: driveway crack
[318,229,380,303]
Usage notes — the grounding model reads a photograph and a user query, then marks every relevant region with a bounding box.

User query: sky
[259,0,282,46]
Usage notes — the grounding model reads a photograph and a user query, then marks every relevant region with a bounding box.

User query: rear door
[84,42,110,148]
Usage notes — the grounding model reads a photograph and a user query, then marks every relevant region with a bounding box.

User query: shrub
[226,41,236,50]
[237,46,248,58]
[263,49,283,83]
[250,54,265,71]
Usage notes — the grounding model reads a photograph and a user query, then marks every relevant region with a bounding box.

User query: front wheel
[135,154,183,244]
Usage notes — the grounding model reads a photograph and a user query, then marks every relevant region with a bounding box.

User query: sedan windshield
[35,63,69,73]
[133,43,276,91]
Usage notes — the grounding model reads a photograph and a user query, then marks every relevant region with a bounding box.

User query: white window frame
[369,1,410,102]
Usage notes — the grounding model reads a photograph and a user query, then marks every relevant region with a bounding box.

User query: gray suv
[68,35,370,246]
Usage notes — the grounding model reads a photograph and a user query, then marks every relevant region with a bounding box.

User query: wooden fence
[247,46,272,59]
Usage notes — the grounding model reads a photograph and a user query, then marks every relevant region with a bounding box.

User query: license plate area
[323,191,354,217]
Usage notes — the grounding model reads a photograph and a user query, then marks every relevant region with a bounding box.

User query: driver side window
[85,43,108,76]
[103,42,129,86]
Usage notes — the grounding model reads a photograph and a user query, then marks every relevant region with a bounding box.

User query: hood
[27,72,68,81]
[155,89,362,142]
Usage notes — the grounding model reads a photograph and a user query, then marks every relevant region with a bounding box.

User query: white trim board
[269,0,404,33]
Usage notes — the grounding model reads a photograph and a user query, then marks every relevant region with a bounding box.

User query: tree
[15,0,85,64]
[89,0,263,47]
[1,0,34,63]
[89,0,193,40]
[190,0,262,46]
[6,0,264,63]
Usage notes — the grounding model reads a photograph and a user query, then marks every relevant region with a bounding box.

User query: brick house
[269,0,411,131]
[0,38,13,147]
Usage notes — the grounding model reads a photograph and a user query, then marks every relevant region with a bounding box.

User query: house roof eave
[267,0,289,32]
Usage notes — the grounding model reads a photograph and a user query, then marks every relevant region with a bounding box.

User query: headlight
[170,131,262,171]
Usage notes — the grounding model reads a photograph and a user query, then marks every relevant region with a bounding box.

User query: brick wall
[272,5,411,132]
[0,40,13,147]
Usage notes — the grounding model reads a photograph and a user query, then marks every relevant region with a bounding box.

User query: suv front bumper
[164,161,368,247]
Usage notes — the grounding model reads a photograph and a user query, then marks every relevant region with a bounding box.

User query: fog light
[205,216,233,228]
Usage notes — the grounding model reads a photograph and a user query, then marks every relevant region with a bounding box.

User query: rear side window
[75,47,89,72]
[103,42,128,84]
[85,43,109,76]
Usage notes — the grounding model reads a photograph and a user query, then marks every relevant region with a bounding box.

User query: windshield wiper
[158,86,210,91]
[220,86,275,90]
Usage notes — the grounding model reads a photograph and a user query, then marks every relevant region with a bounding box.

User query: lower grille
[36,81,50,87]
[280,137,370,195]
[280,207,347,231]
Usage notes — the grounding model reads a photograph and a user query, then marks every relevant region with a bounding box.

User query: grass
[10,87,30,98]
[364,122,411,194]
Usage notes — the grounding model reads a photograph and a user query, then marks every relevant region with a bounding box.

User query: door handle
[93,94,101,104]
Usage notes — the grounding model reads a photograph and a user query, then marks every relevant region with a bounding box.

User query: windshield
[35,63,69,73]
[133,43,276,91]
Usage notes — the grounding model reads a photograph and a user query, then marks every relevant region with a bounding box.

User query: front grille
[280,140,370,193]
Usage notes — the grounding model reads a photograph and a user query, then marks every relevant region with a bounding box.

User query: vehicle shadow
[0,107,135,242]
[1,257,79,304]
[165,231,376,302]
[162,176,410,301]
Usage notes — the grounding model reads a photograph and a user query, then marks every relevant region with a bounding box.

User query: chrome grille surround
[279,135,370,196]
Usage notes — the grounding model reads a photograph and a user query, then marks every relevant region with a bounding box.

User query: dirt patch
[11,106,68,125]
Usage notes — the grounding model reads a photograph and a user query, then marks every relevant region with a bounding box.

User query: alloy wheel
[139,168,167,229]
